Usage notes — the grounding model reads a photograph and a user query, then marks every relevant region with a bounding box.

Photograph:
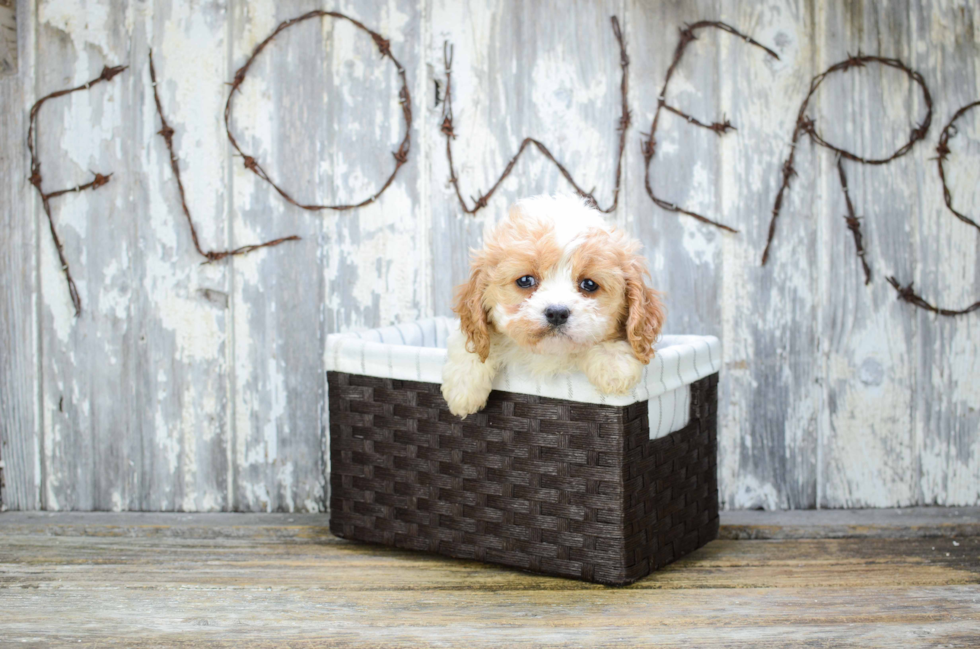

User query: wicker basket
[327,318,720,586]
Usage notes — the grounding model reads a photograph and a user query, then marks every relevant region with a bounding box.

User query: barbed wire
[764,54,933,266]
[935,100,980,233]
[642,21,779,233]
[223,10,412,212]
[24,14,980,321]
[835,156,871,285]
[27,64,128,316]
[440,15,630,215]
[149,50,300,263]
[887,99,980,316]
[887,277,980,316]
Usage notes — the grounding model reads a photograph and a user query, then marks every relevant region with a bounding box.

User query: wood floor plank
[2,586,979,647]
[1,536,978,591]
[1,512,978,646]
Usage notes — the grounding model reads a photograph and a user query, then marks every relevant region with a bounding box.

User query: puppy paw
[441,379,491,418]
[441,330,496,417]
[581,340,645,395]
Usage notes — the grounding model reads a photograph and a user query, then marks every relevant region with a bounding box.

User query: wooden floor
[1,509,979,647]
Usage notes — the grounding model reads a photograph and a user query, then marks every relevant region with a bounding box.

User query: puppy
[441,194,665,417]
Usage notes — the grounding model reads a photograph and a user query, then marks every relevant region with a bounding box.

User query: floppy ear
[624,261,665,364]
[453,264,492,362]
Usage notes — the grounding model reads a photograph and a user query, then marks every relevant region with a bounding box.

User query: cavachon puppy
[441,194,665,417]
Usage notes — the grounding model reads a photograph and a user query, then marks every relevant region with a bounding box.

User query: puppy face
[454,195,665,362]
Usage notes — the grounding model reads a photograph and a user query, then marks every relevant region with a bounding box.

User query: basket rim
[325,317,721,408]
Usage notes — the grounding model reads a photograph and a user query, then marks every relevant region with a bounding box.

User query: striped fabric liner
[325,317,721,440]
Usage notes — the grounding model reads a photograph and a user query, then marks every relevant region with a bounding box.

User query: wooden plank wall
[0,0,977,511]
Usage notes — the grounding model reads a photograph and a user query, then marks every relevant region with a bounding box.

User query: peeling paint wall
[0,0,15,76]
[0,0,977,511]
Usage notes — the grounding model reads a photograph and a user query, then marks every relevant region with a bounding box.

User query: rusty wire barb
[763,54,933,266]
[935,100,980,233]
[886,99,980,316]
[149,51,300,263]
[223,10,412,212]
[642,22,779,233]
[887,277,980,316]
[835,156,871,285]
[441,16,630,215]
[27,64,128,316]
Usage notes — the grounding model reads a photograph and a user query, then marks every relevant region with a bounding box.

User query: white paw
[583,343,645,395]
[441,379,491,418]
[441,330,496,417]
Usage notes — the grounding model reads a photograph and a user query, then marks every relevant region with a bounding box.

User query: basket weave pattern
[328,371,718,585]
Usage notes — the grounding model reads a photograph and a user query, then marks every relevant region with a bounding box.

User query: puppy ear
[624,261,665,364]
[453,264,492,362]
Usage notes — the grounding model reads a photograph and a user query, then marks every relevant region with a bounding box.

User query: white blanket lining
[326,317,720,440]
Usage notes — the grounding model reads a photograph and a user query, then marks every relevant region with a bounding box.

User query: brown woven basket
[328,371,719,586]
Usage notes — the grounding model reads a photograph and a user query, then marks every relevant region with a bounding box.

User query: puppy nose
[544,305,570,327]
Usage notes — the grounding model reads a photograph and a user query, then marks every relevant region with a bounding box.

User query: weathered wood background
[1,0,977,511]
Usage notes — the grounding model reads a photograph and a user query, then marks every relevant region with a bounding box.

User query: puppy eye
[516,275,536,289]
[579,278,599,293]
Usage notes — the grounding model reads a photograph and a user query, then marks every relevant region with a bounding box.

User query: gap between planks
[1,507,978,539]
